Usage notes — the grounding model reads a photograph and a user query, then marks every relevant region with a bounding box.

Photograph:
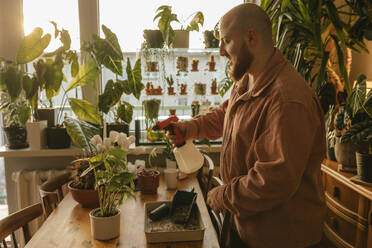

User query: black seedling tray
[169,187,197,224]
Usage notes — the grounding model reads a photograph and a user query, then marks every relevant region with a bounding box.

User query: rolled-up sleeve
[215,101,319,217]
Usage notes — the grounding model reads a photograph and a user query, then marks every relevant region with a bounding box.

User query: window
[100,0,243,51]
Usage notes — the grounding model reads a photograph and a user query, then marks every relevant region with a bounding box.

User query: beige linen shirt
[180,49,326,248]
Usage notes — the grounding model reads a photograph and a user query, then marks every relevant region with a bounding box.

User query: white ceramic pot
[26,120,47,150]
[89,208,121,240]
[165,158,177,169]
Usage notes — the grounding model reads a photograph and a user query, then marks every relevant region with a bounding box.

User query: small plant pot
[191,60,199,72]
[166,158,177,169]
[68,182,99,208]
[180,85,187,95]
[90,208,121,240]
[167,87,175,95]
[334,136,357,169]
[176,57,188,72]
[143,29,164,48]
[137,170,160,194]
[107,123,129,137]
[211,86,218,95]
[194,84,206,95]
[26,120,47,150]
[3,126,29,149]
[46,126,71,149]
[146,61,158,72]
[37,107,57,128]
[356,152,372,183]
[203,30,219,48]
[169,109,176,116]
[208,62,216,71]
[172,30,189,48]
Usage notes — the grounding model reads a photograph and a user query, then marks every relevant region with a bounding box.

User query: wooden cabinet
[321,161,372,248]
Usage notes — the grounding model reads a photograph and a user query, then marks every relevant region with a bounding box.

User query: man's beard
[230,43,253,82]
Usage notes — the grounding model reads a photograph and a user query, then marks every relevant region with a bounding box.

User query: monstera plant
[83,24,144,137]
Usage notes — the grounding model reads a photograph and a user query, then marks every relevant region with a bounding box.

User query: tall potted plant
[84,25,144,137]
[74,131,137,240]
[339,74,372,182]
[153,5,204,48]
[0,60,31,149]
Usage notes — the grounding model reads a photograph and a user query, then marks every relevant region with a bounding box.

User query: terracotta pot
[137,170,160,194]
[90,208,120,240]
[68,182,99,208]
[211,86,218,95]
[167,87,175,95]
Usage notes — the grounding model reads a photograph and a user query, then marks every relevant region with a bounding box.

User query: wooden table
[25,173,220,248]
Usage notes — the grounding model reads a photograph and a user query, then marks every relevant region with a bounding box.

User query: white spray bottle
[153,116,204,174]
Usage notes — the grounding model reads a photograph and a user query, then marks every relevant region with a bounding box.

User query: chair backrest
[0,203,43,248]
[39,171,71,218]
[197,154,214,201]
[208,176,231,248]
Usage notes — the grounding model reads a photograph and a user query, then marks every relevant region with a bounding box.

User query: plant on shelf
[337,75,372,181]
[73,131,137,240]
[143,99,162,142]
[203,29,220,48]
[191,58,199,72]
[83,24,144,137]
[165,74,175,95]
[176,56,188,72]
[211,78,218,95]
[146,61,158,72]
[180,83,187,95]
[0,61,31,149]
[194,82,206,95]
[149,135,177,171]
[145,82,162,96]
[207,54,216,71]
[153,5,204,48]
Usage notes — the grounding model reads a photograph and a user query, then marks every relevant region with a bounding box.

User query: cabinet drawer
[325,206,357,246]
[325,175,359,215]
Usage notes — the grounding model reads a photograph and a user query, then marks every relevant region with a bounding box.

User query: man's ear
[245,29,258,46]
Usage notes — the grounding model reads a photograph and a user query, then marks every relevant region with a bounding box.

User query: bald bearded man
[168,3,326,248]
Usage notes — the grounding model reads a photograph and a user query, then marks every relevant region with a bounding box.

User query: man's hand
[207,186,225,214]
[166,122,187,146]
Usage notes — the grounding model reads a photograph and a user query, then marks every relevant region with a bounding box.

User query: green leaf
[349,74,367,117]
[22,75,38,100]
[117,101,133,124]
[68,98,102,125]
[66,60,99,92]
[0,66,22,100]
[186,11,204,32]
[44,60,64,100]
[16,27,51,64]
[108,148,126,160]
[64,116,100,151]
[126,58,144,100]
[17,105,31,126]
[98,79,124,114]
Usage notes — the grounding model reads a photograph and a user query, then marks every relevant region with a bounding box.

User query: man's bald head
[221,3,273,46]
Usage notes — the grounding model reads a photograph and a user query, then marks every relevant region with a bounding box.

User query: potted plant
[211,78,218,95]
[143,99,162,142]
[146,61,158,72]
[84,25,144,137]
[203,30,219,48]
[153,5,204,48]
[176,56,188,72]
[191,58,199,72]
[180,83,187,95]
[165,74,175,95]
[73,131,137,240]
[194,82,206,95]
[339,74,372,182]
[142,29,164,49]
[207,54,216,72]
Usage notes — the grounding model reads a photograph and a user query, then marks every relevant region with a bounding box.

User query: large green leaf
[64,116,100,152]
[126,58,144,100]
[98,79,124,114]
[364,90,372,118]
[18,105,31,126]
[22,75,38,100]
[101,25,123,61]
[117,101,133,124]
[66,60,99,92]
[16,27,51,64]
[349,74,367,117]
[186,11,204,32]
[44,60,64,100]
[0,66,22,100]
[68,98,102,125]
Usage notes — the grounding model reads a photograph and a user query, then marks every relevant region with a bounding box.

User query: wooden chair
[39,171,72,218]
[208,176,231,248]
[197,154,214,201]
[0,203,43,248]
